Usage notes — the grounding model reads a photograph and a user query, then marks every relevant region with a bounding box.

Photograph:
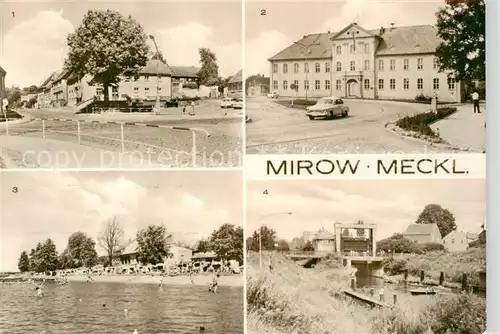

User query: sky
[0,171,242,272]
[0,1,242,87]
[247,179,485,242]
[245,0,445,76]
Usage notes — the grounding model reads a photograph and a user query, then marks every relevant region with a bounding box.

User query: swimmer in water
[33,282,44,298]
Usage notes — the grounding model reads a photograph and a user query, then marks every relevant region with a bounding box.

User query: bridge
[283,251,384,263]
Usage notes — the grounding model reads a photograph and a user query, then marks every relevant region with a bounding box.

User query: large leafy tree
[247,225,277,252]
[97,217,125,267]
[435,0,485,81]
[209,224,243,264]
[65,9,150,101]
[290,237,305,251]
[38,238,59,272]
[64,232,98,268]
[415,204,457,237]
[197,48,219,86]
[18,251,30,272]
[136,225,171,265]
[194,238,212,253]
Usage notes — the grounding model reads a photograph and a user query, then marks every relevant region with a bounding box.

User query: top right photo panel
[245,0,485,155]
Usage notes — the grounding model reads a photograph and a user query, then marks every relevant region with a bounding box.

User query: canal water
[0,281,243,333]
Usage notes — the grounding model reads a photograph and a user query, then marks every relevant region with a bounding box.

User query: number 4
[263,190,268,195]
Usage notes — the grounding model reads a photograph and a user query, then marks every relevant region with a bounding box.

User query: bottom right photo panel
[246,179,486,334]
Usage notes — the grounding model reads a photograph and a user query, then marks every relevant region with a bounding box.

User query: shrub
[415,93,432,102]
[183,82,198,89]
[290,99,316,106]
[420,242,445,252]
[395,107,457,137]
[382,258,408,275]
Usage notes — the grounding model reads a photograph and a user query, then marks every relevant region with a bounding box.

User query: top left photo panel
[0,1,243,169]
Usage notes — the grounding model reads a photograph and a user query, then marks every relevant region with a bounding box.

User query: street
[0,100,244,168]
[246,96,470,154]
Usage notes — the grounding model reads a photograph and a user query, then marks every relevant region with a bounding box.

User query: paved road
[246,96,465,154]
[0,100,243,168]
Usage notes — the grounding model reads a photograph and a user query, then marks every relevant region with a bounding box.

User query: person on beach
[188,269,194,284]
[209,274,220,294]
[189,101,195,116]
[159,274,164,288]
[86,271,93,283]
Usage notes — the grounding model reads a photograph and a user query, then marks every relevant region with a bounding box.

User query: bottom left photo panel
[0,170,244,334]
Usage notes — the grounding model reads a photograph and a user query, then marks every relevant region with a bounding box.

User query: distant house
[402,223,442,244]
[51,69,72,107]
[227,69,243,94]
[192,251,218,263]
[313,228,335,252]
[37,72,59,108]
[112,240,192,267]
[0,65,6,115]
[303,231,318,243]
[443,230,468,252]
[171,66,199,95]
[246,74,270,97]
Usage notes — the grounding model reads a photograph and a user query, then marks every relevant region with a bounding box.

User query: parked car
[305,97,349,120]
[232,98,243,109]
[267,92,279,99]
[220,98,233,108]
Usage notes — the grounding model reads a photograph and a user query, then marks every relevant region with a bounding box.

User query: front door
[347,80,358,96]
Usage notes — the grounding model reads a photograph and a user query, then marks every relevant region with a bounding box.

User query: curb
[385,122,482,153]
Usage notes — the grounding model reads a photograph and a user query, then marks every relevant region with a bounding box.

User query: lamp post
[293,41,320,100]
[259,212,293,269]
[149,35,161,115]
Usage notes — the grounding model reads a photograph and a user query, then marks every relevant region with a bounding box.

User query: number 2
[261,9,266,15]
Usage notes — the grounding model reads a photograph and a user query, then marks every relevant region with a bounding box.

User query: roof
[403,223,440,236]
[139,59,173,76]
[0,65,5,75]
[192,251,217,259]
[314,229,335,240]
[54,69,71,83]
[119,240,138,255]
[40,72,58,88]
[269,24,440,61]
[228,70,242,83]
[170,66,200,78]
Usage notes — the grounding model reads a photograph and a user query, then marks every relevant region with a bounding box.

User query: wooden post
[404,269,408,281]
[420,270,425,283]
[462,273,468,291]
[439,272,445,286]
[393,294,397,305]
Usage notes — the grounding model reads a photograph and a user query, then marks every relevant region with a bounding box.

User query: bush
[415,93,432,102]
[382,258,408,275]
[183,82,198,89]
[420,242,445,252]
[395,107,457,137]
[291,99,316,106]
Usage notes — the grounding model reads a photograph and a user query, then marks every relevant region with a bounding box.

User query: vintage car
[220,98,233,108]
[232,98,243,109]
[267,92,279,99]
[305,97,349,120]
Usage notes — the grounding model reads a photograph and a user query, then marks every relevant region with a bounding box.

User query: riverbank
[66,274,243,287]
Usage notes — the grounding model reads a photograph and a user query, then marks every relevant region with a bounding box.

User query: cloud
[246,29,290,76]
[151,22,241,77]
[1,9,74,87]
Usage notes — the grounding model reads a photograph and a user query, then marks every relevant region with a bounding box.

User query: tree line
[18,217,243,273]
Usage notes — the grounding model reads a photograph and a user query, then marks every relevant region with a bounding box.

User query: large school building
[269,23,464,103]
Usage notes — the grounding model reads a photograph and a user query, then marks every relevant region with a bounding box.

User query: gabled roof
[192,251,217,259]
[119,240,138,255]
[269,32,338,61]
[330,22,376,40]
[170,66,200,78]
[375,25,440,55]
[228,69,242,83]
[403,223,440,236]
[54,69,72,83]
[314,229,335,240]
[40,72,58,88]
[139,59,173,76]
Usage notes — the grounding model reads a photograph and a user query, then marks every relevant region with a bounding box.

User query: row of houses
[269,22,466,102]
[402,223,479,252]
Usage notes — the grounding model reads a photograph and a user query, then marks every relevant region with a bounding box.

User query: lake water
[0,281,243,334]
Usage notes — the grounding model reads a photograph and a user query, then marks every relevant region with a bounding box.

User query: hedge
[395,107,457,137]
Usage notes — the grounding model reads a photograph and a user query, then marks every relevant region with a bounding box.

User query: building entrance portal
[347,79,359,97]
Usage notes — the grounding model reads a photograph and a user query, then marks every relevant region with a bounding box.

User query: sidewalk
[0,136,162,168]
[430,103,485,151]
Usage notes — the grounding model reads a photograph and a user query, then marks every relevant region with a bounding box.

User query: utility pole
[149,35,161,115]
[293,41,320,100]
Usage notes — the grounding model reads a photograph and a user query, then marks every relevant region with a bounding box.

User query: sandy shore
[65,274,243,287]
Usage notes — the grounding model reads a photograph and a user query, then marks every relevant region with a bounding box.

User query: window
[304,63,309,73]
[294,63,299,73]
[448,77,456,90]
[350,44,355,53]
[293,80,299,91]
[283,80,288,90]
[350,61,356,71]
[273,64,278,73]
[304,80,309,90]
[336,62,342,72]
[315,62,320,73]
[378,59,384,71]
[403,78,409,90]
[133,87,139,93]
[390,59,396,71]
[378,79,384,90]
[273,80,278,90]
[417,78,423,90]
[433,78,439,89]
[433,58,439,70]
[451,239,455,244]
[144,75,150,81]
[315,80,320,90]
[364,43,369,54]
[325,62,331,72]
[325,80,330,90]
[364,79,370,89]
[283,64,288,73]
[336,79,341,90]
[364,60,370,71]
[96,87,103,96]
[417,58,423,70]
[390,79,395,90]
[403,59,409,70]
[336,45,342,55]
[145,87,150,93]
[158,87,162,92]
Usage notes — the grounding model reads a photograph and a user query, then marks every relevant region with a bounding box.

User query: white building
[269,23,463,103]
[443,230,468,252]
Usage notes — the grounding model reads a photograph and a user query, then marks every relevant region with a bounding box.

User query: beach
[65,273,244,287]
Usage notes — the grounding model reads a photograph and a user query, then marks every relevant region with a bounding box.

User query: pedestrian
[431,92,438,114]
[472,90,481,113]
[190,101,196,116]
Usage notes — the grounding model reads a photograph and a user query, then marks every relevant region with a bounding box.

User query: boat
[410,288,437,296]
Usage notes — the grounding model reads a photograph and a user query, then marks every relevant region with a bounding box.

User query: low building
[403,223,442,244]
[113,241,192,267]
[171,66,199,95]
[313,228,335,252]
[0,65,5,115]
[335,222,377,256]
[37,72,59,108]
[246,74,270,97]
[443,230,468,252]
[50,69,71,107]
[227,69,243,94]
